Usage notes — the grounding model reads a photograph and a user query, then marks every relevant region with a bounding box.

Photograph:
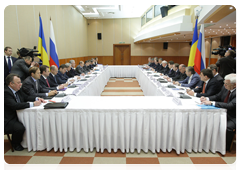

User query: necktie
[202,82,206,93]
[15,92,21,103]
[54,76,57,83]
[46,78,50,87]
[224,91,231,103]
[7,57,12,72]
[35,81,38,93]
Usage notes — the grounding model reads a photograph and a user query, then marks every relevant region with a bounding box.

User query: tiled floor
[4,138,236,164]
[4,77,236,165]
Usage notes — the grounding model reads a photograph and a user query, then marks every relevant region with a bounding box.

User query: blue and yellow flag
[188,18,198,67]
[38,14,50,67]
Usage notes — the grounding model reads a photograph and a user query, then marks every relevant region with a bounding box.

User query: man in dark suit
[165,63,180,80]
[165,61,175,77]
[149,58,155,68]
[10,56,33,81]
[208,64,224,87]
[65,63,80,80]
[216,50,236,78]
[159,60,169,75]
[201,73,236,151]
[39,65,64,90]
[95,57,99,65]
[4,47,18,83]
[151,57,160,71]
[55,64,69,84]
[76,61,86,75]
[67,60,78,77]
[83,61,91,74]
[4,73,45,151]
[187,69,222,97]
[171,64,187,82]
[174,66,200,89]
[48,65,67,88]
[22,67,58,98]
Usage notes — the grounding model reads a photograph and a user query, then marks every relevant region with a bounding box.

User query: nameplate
[72,88,80,96]
[161,86,167,92]
[172,97,182,106]
[61,96,72,103]
[157,81,162,87]
[164,89,173,97]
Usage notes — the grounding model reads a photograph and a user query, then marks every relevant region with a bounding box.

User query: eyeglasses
[224,82,231,86]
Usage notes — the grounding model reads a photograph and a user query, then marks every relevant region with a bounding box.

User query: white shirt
[194,78,210,97]
[188,75,193,84]
[5,55,13,66]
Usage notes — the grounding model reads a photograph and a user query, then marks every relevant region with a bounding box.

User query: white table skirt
[16,66,227,155]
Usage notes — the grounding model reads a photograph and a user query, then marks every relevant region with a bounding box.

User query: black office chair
[4,133,14,152]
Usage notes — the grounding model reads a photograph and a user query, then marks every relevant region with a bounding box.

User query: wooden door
[113,44,131,65]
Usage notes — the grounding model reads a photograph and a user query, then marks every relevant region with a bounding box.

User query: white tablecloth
[17,66,226,155]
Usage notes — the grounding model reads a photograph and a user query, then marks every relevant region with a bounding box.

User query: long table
[17,66,226,155]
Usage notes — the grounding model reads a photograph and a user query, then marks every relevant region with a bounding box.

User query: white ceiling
[74,5,151,19]
[74,5,236,43]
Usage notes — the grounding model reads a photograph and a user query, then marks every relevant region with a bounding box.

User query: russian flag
[188,18,198,67]
[49,19,59,68]
[194,24,206,74]
[38,14,50,67]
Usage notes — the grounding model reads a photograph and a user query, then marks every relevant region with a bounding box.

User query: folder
[179,94,192,99]
[68,85,77,88]
[80,79,87,81]
[44,102,69,109]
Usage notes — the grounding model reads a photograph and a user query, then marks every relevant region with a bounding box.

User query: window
[146,8,153,23]
[154,5,162,17]
[141,15,146,26]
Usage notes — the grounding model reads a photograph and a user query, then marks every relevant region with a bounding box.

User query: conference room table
[17,65,227,155]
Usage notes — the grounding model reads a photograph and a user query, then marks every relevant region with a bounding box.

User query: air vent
[108,12,115,14]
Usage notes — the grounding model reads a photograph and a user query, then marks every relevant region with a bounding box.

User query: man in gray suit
[22,66,58,98]
[10,56,34,81]
[76,61,86,75]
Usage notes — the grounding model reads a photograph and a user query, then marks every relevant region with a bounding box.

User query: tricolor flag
[49,18,59,67]
[194,24,206,74]
[188,18,198,67]
[38,14,50,67]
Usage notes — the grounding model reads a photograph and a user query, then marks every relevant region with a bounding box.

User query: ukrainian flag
[38,14,50,67]
[188,18,198,67]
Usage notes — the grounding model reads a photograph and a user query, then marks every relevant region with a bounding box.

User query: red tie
[46,78,50,87]
[224,91,231,103]
[202,82,206,94]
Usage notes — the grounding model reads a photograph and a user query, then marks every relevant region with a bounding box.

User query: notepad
[197,104,220,109]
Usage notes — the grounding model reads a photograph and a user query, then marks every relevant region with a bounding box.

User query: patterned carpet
[101,78,144,96]
[4,77,236,165]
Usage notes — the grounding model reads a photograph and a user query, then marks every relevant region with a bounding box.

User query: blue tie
[7,57,12,72]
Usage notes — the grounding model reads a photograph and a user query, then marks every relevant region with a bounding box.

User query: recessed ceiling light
[226,24,228,26]
[210,21,213,23]
[210,29,212,30]
[234,22,236,24]
[229,6,233,9]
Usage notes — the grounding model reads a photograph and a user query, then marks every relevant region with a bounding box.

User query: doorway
[113,44,131,65]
